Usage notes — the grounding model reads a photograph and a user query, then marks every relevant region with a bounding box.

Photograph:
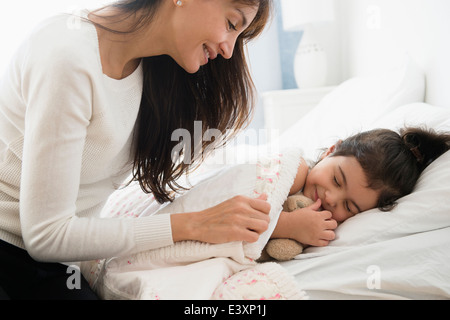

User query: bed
[273,0,450,299]
[275,61,450,300]
[81,0,450,300]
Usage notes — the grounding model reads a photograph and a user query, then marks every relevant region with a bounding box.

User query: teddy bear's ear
[283,194,314,212]
[283,198,298,212]
[295,197,314,208]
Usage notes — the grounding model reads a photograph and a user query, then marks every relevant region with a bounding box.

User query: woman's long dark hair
[89,0,272,203]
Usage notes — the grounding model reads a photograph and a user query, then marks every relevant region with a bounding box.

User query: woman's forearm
[170,212,197,243]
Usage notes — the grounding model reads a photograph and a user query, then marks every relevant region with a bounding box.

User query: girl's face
[303,150,380,223]
[170,0,258,73]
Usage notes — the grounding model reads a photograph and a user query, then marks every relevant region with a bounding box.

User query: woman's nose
[219,36,237,59]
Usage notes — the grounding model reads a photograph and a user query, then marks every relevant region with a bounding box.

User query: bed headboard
[339,0,450,108]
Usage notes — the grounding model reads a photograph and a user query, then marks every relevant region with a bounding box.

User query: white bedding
[81,149,308,300]
[275,57,450,299]
[281,149,450,300]
[83,57,450,300]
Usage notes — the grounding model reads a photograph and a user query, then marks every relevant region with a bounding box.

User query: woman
[0,0,273,299]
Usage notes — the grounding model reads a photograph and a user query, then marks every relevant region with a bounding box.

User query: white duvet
[81,149,307,300]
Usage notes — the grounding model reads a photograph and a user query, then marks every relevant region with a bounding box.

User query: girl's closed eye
[345,201,353,213]
[333,176,353,213]
[333,176,340,187]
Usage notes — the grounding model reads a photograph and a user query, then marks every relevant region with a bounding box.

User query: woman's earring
[176,0,182,6]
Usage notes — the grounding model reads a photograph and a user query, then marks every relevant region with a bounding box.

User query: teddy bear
[259,193,314,262]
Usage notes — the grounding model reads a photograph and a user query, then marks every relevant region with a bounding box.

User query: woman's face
[170,0,259,73]
[303,151,380,223]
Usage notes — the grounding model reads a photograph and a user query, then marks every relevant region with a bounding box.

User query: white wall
[247,15,283,94]
[338,0,450,107]
[0,0,108,74]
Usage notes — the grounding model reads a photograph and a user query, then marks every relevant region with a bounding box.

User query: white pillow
[370,102,450,132]
[277,56,425,161]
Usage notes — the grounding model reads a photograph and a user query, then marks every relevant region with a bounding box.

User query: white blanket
[81,149,307,300]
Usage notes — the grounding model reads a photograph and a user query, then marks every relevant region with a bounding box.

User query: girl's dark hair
[89,0,273,203]
[332,127,450,211]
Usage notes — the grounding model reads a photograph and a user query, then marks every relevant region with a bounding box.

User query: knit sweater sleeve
[17,18,173,263]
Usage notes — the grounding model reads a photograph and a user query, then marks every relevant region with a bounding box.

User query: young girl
[271,127,450,247]
[0,0,273,299]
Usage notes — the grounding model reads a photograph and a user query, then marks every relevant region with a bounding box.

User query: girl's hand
[171,193,271,244]
[271,199,337,247]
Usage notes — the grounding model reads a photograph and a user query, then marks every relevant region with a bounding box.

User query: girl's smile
[304,154,379,222]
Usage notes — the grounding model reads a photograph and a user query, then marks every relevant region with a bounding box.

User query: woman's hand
[271,199,337,247]
[171,193,271,244]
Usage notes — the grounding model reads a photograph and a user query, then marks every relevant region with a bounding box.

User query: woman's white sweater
[0,13,173,262]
